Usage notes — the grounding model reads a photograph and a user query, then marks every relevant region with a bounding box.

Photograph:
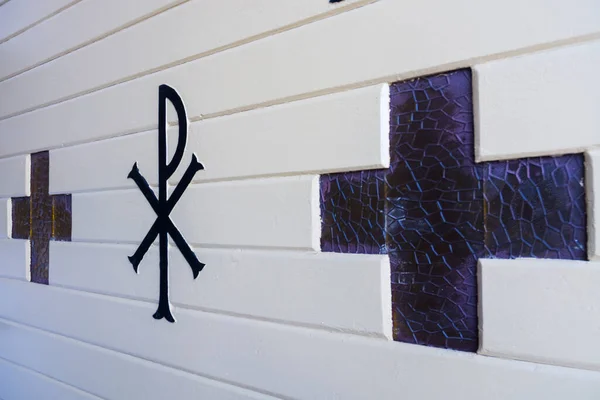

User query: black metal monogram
[128,84,205,322]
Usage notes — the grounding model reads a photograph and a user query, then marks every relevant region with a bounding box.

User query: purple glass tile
[11,196,30,239]
[10,151,74,285]
[30,151,52,285]
[319,67,587,352]
[484,155,586,260]
[387,70,481,351]
[52,194,72,242]
[320,170,386,254]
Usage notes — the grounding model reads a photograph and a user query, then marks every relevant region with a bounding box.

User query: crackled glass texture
[483,156,586,260]
[321,170,386,254]
[10,151,73,285]
[52,194,72,242]
[11,196,30,239]
[30,151,52,284]
[320,68,587,352]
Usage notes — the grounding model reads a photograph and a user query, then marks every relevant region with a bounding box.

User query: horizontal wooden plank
[50,242,391,337]
[586,151,599,261]
[0,199,8,238]
[0,0,77,43]
[0,155,29,197]
[71,176,319,250]
[0,356,101,400]
[1,279,600,399]
[0,0,183,81]
[0,0,373,119]
[479,258,600,371]
[0,319,275,400]
[474,39,600,161]
[49,84,389,194]
[0,239,29,280]
[2,0,600,158]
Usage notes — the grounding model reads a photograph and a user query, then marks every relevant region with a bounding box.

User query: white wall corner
[473,40,600,162]
[24,153,31,196]
[0,155,30,198]
[379,83,391,168]
[476,259,485,353]
[310,174,321,252]
[379,254,393,340]
[471,66,484,163]
[0,239,30,282]
[586,150,599,261]
[25,241,31,282]
[0,198,10,239]
[478,258,600,371]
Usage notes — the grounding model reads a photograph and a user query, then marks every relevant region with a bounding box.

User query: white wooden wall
[1,1,600,398]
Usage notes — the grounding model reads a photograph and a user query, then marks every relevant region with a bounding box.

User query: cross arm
[166,218,205,278]
[128,163,159,214]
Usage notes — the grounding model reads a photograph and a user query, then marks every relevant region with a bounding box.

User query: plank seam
[0,316,285,399]
[478,348,600,374]
[199,31,600,122]
[0,0,83,45]
[49,165,385,195]
[0,355,104,399]
[68,237,317,252]
[0,0,190,83]
[1,32,600,160]
[0,0,378,121]
[11,275,388,339]
[49,278,389,339]
[477,259,600,372]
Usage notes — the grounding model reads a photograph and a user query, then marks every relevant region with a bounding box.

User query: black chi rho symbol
[127,84,205,322]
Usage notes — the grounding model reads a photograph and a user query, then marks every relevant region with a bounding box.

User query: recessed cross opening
[11,151,72,284]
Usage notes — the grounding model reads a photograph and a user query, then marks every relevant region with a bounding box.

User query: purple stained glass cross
[320,69,587,352]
